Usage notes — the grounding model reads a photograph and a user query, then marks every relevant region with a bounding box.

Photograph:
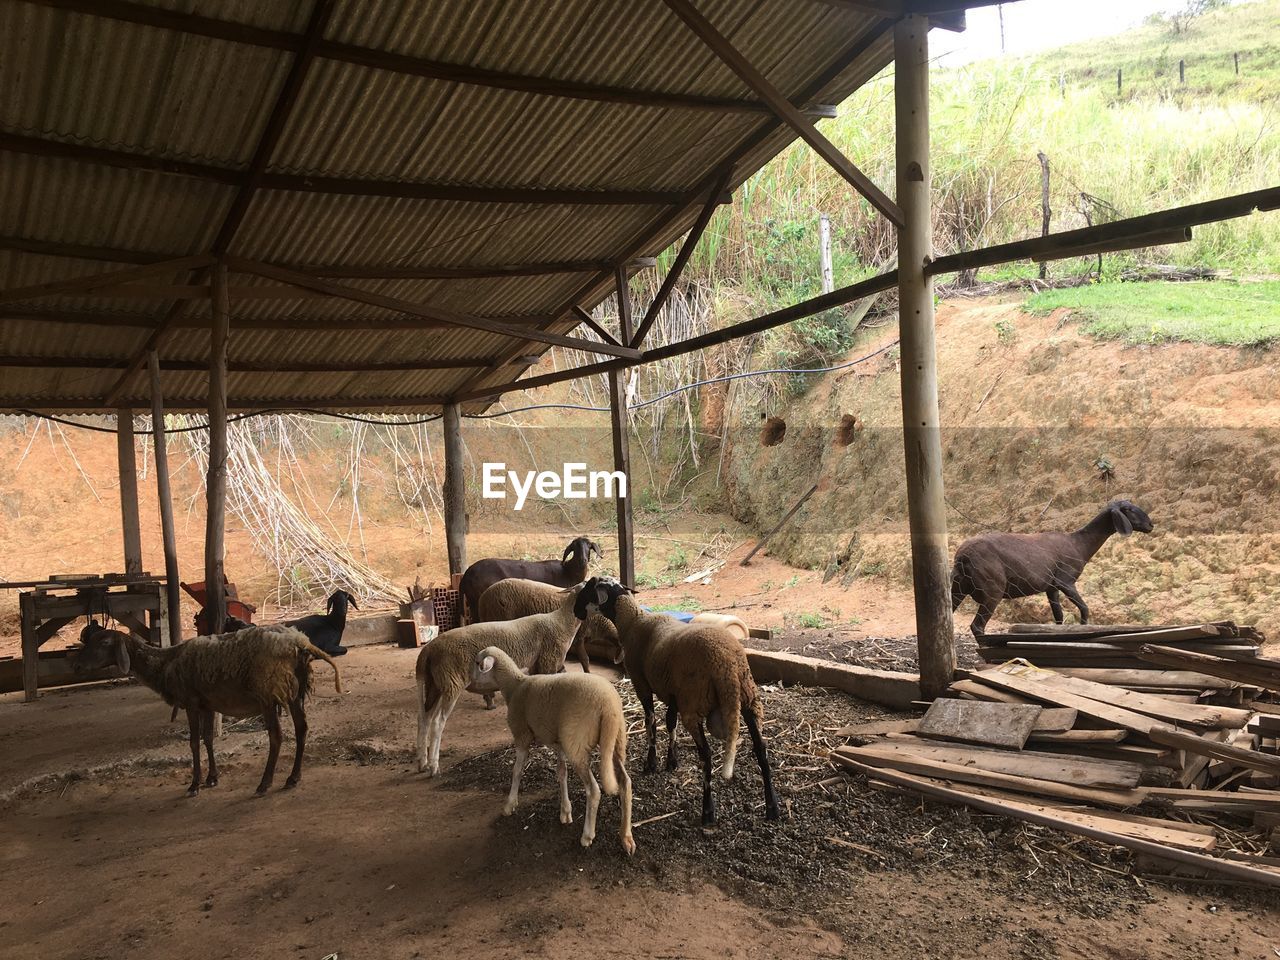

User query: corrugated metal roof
[0,0,898,412]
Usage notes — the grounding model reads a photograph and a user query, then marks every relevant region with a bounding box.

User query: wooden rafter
[12,394,452,412]
[103,0,335,407]
[0,256,215,306]
[0,355,495,373]
[629,168,732,347]
[26,0,777,115]
[570,307,622,347]
[0,232,619,280]
[0,310,560,331]
[225,256,642,360]
[661,0,903,228]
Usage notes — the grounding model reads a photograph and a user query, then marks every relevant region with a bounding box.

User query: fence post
[1037,152,1051,281]
[819,214,834,294]
[1179,59,1185,84]
[1116,67,1122,95]
[1234,52,1240,75]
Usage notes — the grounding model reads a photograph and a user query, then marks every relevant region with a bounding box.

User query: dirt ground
[4,644,1279,960]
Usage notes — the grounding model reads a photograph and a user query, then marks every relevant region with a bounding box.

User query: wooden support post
[1234,52,1240,75]
[116,408,143,575]
[442,402,467,577]
[1179,59,1185,84]
[895,16,955,699]
[205,262,229,636]
[148,351,183,646]
[1116,68,1122,95]
[20,591,38,702]
[819,214,834,294]
[610,267,636,588]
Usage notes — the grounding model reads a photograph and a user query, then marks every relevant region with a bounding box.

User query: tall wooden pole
[895,16,955,699]
[205,261,229,635]
[442,402,467,577]
[148,351,183,646]
[609,266,636,588]
[116,408,143,575]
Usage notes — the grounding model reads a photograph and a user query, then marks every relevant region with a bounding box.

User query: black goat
[285,589,359,656]
[950,499,1153,637]
[459,536,602,623]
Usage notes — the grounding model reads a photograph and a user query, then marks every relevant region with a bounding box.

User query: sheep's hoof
[765,801,781,821]
[502,801,518,816]
[284,776,300,789]
[560,808,573,825]
[186,786,200,798]
[204,775,218,788]
[580,833,595,848]
[643,758,657,775]
[621,835,636,857]
[254,785,271,797]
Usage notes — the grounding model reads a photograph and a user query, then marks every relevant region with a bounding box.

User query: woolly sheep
[71,624,342,797]
[576,576,780,827]
[951,499,1154,637]
[459,536,602,622]
[478,577,624,673]
[415,583,585,777]
[472,645,634,855]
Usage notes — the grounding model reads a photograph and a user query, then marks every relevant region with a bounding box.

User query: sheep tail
[713,667,745,781]
[597,710,624,797]
[304,642,344,694]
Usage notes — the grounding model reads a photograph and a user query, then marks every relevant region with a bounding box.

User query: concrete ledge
[342,613,400,647]
[746,648,921,711]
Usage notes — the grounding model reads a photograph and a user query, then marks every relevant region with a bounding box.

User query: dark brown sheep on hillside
[950,499,1154,637]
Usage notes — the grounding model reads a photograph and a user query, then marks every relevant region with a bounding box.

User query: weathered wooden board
[1139,645,1280,692]
[1052,668,1242,689]
[965,669,1167,736]
[1148,727,1280,777]
[832,746,1148,807]
[862,737,1145,788]
[916,699,1043,749]
[949,679,1034,704]
[1028,729,1128,745]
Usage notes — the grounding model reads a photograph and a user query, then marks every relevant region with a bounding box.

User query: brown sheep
[950,499,1154,637]
[71,624,341,797]
[575,576,780,827]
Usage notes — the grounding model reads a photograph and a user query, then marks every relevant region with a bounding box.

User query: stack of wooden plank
[975,622,1264,699]
[832,649,1280,888]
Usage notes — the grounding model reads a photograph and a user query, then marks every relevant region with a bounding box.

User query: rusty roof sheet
[0,0,899,412]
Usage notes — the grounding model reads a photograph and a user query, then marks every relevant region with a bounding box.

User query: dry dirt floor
[4,644,1280,960]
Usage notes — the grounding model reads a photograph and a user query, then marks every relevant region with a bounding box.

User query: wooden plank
[1033,707,1079,731]
[835,718,921,738]
[1028,729,1128,745]
[1145,787,1280,812]
[965,668,1166,736]
[660,0,903,227]
[1148,728,1280,777]
[745,649,920,710]
[836,760,1280,887]
[0,255,215,305]
[831,747,1148,808]
[740,484,818,566]
[982,662,1252,729]
[992,625,1227,644]
[1140,645,1280,691]
[862,738,1146,788]
[949,678,1033,704]
[916,699,1042,749]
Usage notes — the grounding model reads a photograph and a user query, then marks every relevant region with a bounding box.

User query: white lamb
[415,582,584,777]
[472,645,635,855]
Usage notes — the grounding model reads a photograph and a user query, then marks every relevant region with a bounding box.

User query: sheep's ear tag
[115,641,131,674]
[481,655,495,673]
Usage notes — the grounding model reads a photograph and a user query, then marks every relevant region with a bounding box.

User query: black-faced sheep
[472,645,634,855]
[576,577,780,827]
[415,583,585,777]
[71,624,342,797]
[950,499,1154,637]
[458,536,602,622]
[477,577,623,673]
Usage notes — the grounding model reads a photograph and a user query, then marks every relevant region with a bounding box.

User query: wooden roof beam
[0,133,709,207]
[0,232,620,280]
[224,256,643,361]
[6,395,453,412]
[1,310,561,331]
[25,0,787,116]
[0,355,495,373]
[661,0,904,228]
[0,256,215,306]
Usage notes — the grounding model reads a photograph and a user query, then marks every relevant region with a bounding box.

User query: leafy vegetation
[1026,279,1280,345]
